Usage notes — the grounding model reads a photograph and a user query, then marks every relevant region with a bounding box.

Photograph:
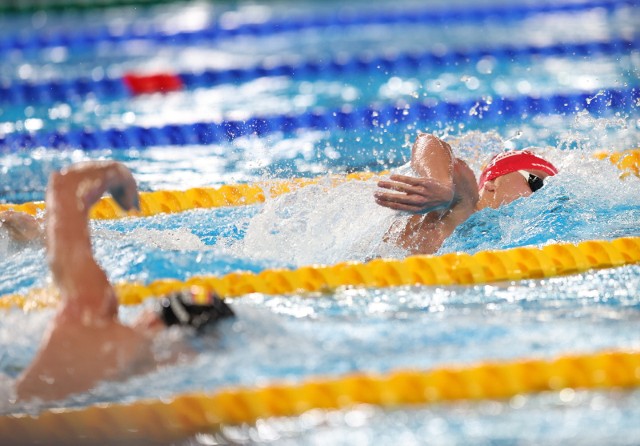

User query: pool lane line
[0,86,638,152]
[1,35,638,104]
[0,170,384,219]
[3,347,640,443]
[0,0,180,14]
[1,148,638,219]
[0,0,634,52]
[2,236,639,311]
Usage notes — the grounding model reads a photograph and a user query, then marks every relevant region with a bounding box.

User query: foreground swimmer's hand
[375,175,455,213]
[0,210,43,242]
[56,161,140,213]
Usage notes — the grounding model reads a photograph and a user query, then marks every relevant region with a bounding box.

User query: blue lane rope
[0,86,637,152]
[1,35,637,105]
[0,0,633,55]
[0,0,181,14]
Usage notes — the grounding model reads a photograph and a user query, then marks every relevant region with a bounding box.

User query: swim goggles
[158,287,234,332]
[518,170,544,192]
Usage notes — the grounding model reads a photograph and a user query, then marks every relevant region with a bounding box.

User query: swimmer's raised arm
[374,134,457,213]
[46,161,139,322]
[16,161,152,402]
[16,160,232,403]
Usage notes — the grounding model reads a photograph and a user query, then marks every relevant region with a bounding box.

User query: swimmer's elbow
[413,134,452,154]
[411,134,454,179]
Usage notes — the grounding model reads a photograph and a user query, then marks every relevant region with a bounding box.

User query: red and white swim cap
[478,150,558,190]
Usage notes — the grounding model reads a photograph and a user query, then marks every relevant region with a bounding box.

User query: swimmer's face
[477,171,532,210]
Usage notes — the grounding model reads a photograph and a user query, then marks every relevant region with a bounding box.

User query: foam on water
[229,178,406,266]
[215,388,640,445]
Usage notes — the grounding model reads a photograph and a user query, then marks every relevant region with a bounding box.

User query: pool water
[1,0,639,444]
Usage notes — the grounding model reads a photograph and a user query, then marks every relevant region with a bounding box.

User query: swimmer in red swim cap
[476,149,558,209]
[375,134,558,254]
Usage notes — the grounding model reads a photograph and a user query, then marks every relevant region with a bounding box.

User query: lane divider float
[1,148,638,220]
[2,236,638,311]
[0,0,179,14]
[1,86,637,152]
[0,0,632,52]
[2,348,640,443]
[0,171,381,219]
[1,36,636,103]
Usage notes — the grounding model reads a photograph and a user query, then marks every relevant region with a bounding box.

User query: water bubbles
[461,75,480,90]
[585,90,605,105]
[505,130,523,142]
[477,51,500,71]
[24,119,43,132]
[341,86,358,102]
[17,64,34,80]
[469,102,482,117]
[516,80,532,95]
[121,111,136,125]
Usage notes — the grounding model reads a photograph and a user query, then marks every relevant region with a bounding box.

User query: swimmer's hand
[0,210,43,242]
[374,174,455,213]
[57,161,140,212]
[105,163,140,212]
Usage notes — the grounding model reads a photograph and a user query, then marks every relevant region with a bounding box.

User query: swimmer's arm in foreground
[374,134,479,254]
[15,162,165,402]
[0,210,43,243]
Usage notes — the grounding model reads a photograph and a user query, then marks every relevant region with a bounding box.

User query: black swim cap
[158,288,234,332]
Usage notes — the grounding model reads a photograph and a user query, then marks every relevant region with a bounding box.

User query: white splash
[96,227,206,251]
[229,177,407,266]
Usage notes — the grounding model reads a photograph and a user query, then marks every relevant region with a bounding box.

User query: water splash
[228,179,406,266]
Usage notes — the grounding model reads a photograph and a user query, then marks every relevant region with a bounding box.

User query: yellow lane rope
[1,148,638,220]
[594,148,640,178]
[2,237,639,311]
[2,349,640,444]
[0,171,382,219]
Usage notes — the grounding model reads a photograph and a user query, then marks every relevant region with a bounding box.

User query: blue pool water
[1,0,639,444]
